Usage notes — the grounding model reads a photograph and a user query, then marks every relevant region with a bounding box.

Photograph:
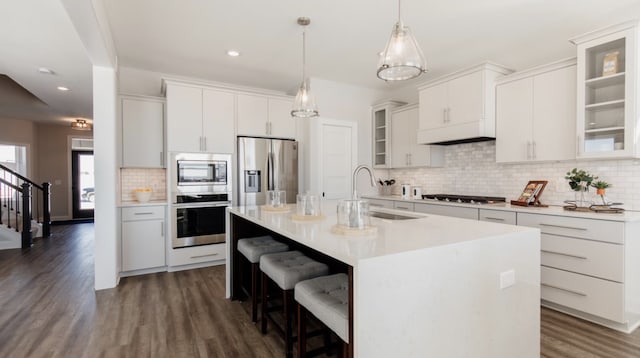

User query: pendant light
[291,17,319,118]
[377,0,427,81]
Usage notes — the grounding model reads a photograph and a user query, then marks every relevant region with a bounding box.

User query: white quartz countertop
[363,195,640,222]
[227,200,538,267]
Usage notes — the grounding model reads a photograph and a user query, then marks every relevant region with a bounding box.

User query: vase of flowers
[565,168,597,207]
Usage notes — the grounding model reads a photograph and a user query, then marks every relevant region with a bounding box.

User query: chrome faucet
[352,164,376,199]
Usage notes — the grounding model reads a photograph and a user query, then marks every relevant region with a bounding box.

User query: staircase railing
[0,163,51,248]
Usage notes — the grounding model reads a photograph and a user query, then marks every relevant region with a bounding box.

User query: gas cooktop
[421,194,506,204]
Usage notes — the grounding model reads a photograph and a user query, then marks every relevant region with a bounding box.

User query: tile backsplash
[120,168,167,202]
[377,141,640,210]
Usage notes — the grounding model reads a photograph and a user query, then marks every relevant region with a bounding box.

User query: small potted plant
[591,180,611,206]
[565,168,597,207]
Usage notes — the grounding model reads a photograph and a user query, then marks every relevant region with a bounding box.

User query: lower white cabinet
[366,198,394,209]
[168,243,226,268]
[519,212,640,331]
[414,202,479,220]
[121,206,166,272]
[479,209,516,225]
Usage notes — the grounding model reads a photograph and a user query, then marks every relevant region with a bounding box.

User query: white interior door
[309,118,357,200]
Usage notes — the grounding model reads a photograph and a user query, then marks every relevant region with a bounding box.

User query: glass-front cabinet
[572,21,638,158]
[371,101,405,168]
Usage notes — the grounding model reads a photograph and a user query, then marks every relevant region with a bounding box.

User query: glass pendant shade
[291,17,319,118]
[291,78,318,118]
[377,21,427,81]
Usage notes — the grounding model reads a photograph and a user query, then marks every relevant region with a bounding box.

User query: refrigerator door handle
[267,151,275,191]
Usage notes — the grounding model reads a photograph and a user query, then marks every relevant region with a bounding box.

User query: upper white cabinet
[121,95,165,167]
[165,82,235,153]
[496,59,577,163]
[237,94,296,139]
[371,101,404,168]
[417,63,512,145]
[390,104,444,168]
[571,21,639,158]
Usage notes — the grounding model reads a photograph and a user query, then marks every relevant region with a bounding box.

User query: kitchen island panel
[355,230,540,358]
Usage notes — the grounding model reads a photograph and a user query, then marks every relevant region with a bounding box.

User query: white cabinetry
[168,243,226,269]
[571,21,639,158]
[478,209,516,225]
[237,94,296,139]
[390,104,444,168]
[165,82,234,153]
[121,205,166,274]
[417,63,512,144]
[366,198,394,209]
[496,59,577,162]
[518,212,640,332]
[393,201,414,211]
[371,101,404,168]
[121,95,165,167]
[414,202,479,220]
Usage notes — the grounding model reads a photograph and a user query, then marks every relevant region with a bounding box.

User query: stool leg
[284,289,293,358]
[261,272,268,334]
[251,262,259,323]
[324,328,332,356]
[297,303,307,358]
[342,341,349,358]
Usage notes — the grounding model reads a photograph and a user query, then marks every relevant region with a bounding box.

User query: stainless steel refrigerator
[237,137,298,206]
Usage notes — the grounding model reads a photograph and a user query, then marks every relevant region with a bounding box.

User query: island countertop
[226,200,541,357]
[227,200,539,267]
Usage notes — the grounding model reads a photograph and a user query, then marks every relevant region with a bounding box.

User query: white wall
[307,77,385,196]
[380,141,640,210]
[93,66,119,290]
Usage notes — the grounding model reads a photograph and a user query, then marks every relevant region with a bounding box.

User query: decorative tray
[563,205,625,213]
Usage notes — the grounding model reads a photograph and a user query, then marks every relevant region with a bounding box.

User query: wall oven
[170,153,232,249]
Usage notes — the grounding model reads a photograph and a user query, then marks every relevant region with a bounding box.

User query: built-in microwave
[170,153,232,199]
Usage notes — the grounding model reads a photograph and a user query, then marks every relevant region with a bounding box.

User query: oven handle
[172,202,230,209]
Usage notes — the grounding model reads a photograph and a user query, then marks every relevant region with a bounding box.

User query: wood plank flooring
[0,223,639,357]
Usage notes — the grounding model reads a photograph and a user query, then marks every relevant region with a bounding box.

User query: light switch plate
[500,269,515,289]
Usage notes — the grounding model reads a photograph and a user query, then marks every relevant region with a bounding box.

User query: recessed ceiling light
[57,86,70,91]
[227,50,240,57]
[378,51,384,56]
[38,67,55,75]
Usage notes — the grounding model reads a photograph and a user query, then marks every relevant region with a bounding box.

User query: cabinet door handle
[532,141,537,160]
[199,136,203,151]
[160,222,164,237]
[203,136,207,151]
[160,151,164,166]
[408,153,412,165]
[446,107,450,123]
[539,223,587,231]
[190,253,219,259]
[541,250,587,260]
[396,206,410,210]
[134,212,154,215]
[541,283,587,297]
[483,216,505,221]
[369,203,383,207]
[442,108,447,123]
[405,153,409,166]
[526,141,531,160]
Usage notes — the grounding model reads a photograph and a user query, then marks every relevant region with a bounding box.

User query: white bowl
[134,190,152,203]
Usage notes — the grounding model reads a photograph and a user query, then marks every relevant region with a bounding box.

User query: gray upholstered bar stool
[295,273,349,358]
[260,250,329,358]
[237,235,289,323]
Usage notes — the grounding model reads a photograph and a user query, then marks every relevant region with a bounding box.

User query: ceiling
[0,1,93,125]
[1,1,639,125]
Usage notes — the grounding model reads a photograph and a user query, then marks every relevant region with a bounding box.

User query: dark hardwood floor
[0,224,639,357]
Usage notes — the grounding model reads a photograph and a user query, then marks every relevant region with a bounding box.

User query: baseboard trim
[52,218,94,225]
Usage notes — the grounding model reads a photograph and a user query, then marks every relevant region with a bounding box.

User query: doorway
[71,150,94,219]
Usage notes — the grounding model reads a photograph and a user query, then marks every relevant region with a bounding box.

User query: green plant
[564,168,597,191]
[591,180,611,190]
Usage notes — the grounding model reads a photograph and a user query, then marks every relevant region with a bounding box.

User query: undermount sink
[368,211,421,220]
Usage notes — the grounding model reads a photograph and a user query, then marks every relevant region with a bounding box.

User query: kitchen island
[226,201,541,357]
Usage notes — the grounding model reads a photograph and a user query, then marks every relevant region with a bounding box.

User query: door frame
[71,150,94,219]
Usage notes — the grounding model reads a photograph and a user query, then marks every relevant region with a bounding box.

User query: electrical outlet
[500,270,515,289]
